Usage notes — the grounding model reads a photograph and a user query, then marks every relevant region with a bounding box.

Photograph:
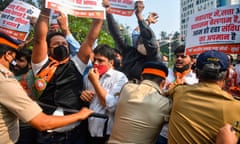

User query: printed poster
[109,0,143,16]
[185,4,240,55]
[0,0,40,41]
[45,0,106,19]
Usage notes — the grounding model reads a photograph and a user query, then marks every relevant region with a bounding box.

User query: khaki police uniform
[108,80,172,144]
[168,82,240,144]
[0,64,42,144]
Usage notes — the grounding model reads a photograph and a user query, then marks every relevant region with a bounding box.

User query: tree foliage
[0,0,12,11]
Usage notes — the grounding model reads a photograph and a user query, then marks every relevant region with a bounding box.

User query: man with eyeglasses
[157,45,198,144]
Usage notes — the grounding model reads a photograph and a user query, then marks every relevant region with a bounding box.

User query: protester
[131,26,140,47]
[224,54,238,96]
[113,48,122,70]
[31,0,108,143]
[108,61,172,144]
[158,45,198,144]
[106,1,162,81]
[12,48,38,144]
[0,32,93,144]
[80,44,128,144]
[167,50,240,143]
[235,54,240,86]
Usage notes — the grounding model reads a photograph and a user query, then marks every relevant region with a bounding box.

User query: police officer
[0,32,93,144]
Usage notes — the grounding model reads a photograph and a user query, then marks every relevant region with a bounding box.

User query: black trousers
[87,134,110,144]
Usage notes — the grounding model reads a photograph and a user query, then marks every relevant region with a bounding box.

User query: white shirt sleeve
[71,55,92,75]
[31,56,49,76]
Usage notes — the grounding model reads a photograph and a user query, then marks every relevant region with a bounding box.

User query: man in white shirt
[80,44,128,144]
[157,45,198,144]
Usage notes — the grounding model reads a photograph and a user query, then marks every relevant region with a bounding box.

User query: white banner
[186,4,240,55]
[45,0,106,19]
[0,0,40,41]
[109,0,143,16]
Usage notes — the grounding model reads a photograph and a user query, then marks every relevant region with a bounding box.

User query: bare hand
[57,12,69,35]
[216,123,238,144]
[88,68,100,83]
[77,107,94,120]
[80,90,95,102]
[30,16,38,26]
[147,12,159,24]
[103,0,110,13]
[135,1,144,17]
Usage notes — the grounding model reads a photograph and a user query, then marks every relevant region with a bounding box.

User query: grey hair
[197,63,227,81]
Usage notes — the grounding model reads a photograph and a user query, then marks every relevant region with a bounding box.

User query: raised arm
[57,12,81,56]
[106,13,128,52]
[135,1,160,57]
[32,5,50,64]
[77,19,103,64]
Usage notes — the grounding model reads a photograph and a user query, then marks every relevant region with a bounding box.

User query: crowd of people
[0,0,240,144]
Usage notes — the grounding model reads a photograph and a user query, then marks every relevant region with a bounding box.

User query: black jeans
[87,135,110,144]
[16,126,38,144]
[37,120,88,144]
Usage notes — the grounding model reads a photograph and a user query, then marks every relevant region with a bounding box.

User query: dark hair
[174,45,185,55]
[16,48,32,63]
[0,44,17,57]
[113,48,122,56]
[46,32,66,48]
[93,44,115,60]
[197,63,227,81]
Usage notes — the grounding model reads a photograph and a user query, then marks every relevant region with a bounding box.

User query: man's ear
[109,59,114,66]
[4,51,13,62]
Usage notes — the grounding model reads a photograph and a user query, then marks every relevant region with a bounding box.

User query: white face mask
[9,59,17,72]
[10,59,17,66]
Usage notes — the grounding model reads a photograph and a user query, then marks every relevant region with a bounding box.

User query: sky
[113,0,180,39]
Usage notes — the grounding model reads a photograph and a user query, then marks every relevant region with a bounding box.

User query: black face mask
[52,45,69,61]
[174,64,190,73]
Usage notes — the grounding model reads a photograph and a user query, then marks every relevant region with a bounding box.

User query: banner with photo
[45,0,106,19]
[0,0,40,41]
[185,4,240,55]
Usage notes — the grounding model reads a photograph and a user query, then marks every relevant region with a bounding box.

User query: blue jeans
[37,120,88,144]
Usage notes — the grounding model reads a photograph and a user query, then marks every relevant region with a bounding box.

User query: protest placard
[0,0,40,41]
[185,4,240,55]
[45,0,106,19]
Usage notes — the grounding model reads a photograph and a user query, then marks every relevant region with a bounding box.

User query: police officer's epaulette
[0,69,14,78]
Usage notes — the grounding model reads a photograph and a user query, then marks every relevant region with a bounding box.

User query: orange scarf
[34,57,69,97]
[36,57,69,82]
[174,69,191,85]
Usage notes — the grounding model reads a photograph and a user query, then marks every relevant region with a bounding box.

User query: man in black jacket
[106,1,162,81]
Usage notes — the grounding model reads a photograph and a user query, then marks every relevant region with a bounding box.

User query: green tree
[0,0,12,11]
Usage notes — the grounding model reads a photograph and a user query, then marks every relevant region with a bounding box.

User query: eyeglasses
[232,121,240,137]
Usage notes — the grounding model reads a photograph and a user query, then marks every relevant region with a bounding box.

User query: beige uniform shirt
[168,82,240,144]
[108,80,172,144]
[0,64,42,144]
